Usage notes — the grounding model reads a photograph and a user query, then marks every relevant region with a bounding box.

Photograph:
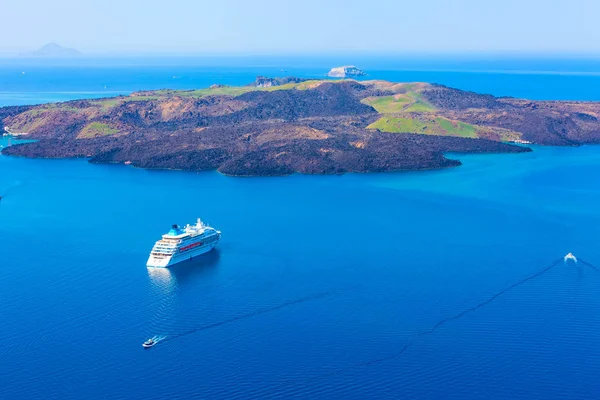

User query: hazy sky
[1,0,599,55]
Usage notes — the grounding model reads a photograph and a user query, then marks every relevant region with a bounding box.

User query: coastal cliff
[4,77,600,176]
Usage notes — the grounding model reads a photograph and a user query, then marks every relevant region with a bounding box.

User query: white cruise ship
[147,218,221,268]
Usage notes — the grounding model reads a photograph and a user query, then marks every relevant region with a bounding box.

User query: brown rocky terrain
[422,85,600,145]
[2,77,598,176]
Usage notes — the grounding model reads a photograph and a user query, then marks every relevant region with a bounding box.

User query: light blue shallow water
[2,58,600,399]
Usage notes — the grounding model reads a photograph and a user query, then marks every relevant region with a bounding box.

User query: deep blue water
[2,58,600,399]
[2,55,600,106]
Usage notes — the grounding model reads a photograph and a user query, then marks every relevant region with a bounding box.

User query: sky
[1,0,599,56]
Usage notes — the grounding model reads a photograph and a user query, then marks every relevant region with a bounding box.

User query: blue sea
[2,56,600,399]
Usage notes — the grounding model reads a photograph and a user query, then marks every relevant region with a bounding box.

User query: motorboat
[142,338,156,348]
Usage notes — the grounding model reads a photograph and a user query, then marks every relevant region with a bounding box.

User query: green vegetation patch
[127,96,160,102]
[44,103,83,112]
[362,95,411,113]
[91,98,125,109]
[183,86,256,98]
[295,79,345,90]
[78,122,119,139]
[367,117,431,133]
[92,80,352,105]
[362,91,436,114]
[134,79,349,99]
[262,83,300,92]
[403,92,436,113]
[90,95,161,109]
[435,118,477,138]
[367,116,478,138]
[176,82,319,97]
[403,101,436,113]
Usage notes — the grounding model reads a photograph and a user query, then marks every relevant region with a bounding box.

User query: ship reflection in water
[147,249,221,292]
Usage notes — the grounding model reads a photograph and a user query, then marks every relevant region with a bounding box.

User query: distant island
[22,43,81,58]
[327,66,366,78]
[2,77,600,176]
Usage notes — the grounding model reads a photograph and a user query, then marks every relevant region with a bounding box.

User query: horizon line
[1,49,600,59]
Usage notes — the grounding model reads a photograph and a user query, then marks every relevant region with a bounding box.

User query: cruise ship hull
[147,241,217,268]
[147,218,221,268]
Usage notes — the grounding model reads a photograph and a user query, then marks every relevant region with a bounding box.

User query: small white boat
[564,252,577,263]
[142,338,156,348]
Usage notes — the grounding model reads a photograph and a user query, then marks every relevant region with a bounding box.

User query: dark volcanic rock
[574,112,597,122]
[422,86,600,145]
[423,85,509,110]
[3,122,531,176]
[97,148,230,171]
[11,77,600,176]
[234,82,376,121]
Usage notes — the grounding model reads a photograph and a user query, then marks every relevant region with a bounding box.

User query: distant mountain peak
[24,43,81,58]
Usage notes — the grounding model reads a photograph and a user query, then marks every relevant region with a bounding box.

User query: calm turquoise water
[2,59,600,399]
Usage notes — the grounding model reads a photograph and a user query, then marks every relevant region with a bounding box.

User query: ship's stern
[146,254,173,268]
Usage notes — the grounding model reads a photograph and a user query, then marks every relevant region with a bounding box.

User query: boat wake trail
[267,256,580,395]
[160,292,331,344]
[150,335,167,344]
[0,180,24,199]
[579,258,600,273]
[355,257,564,367]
